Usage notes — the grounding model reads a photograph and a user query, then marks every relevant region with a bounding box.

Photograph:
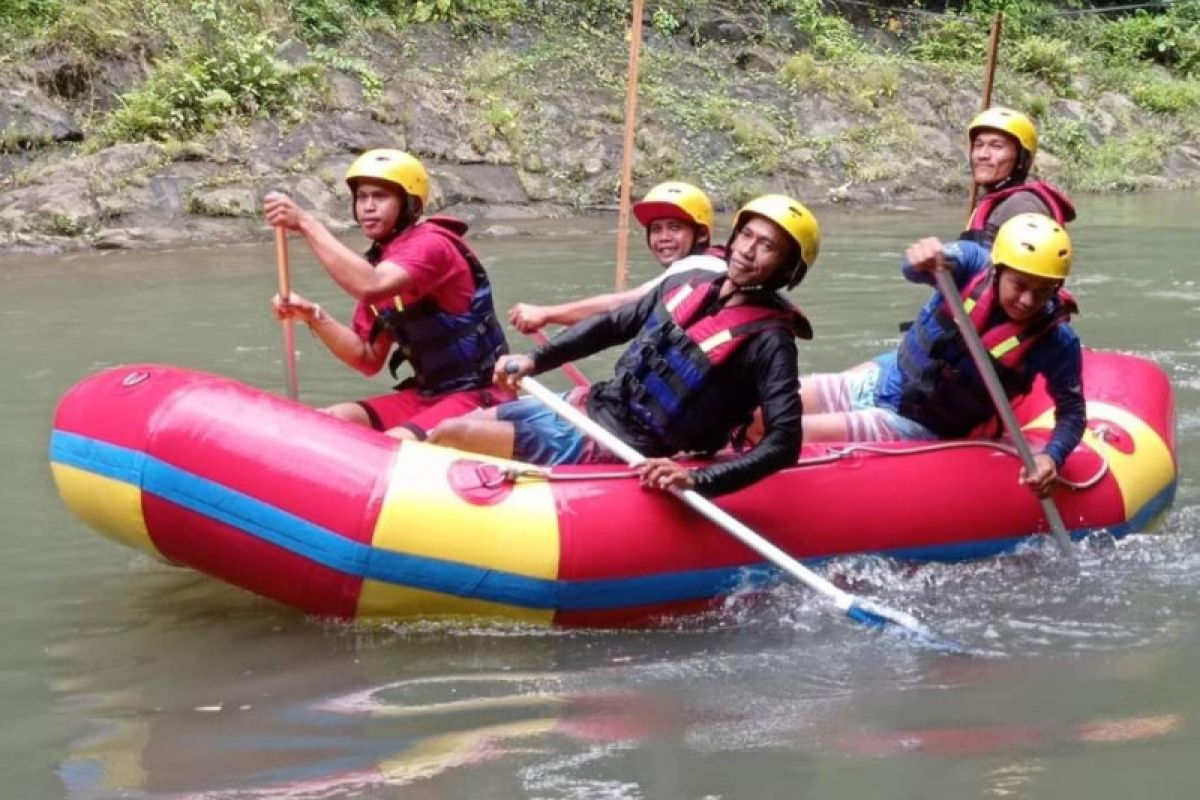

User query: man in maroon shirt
[264,149,512,439]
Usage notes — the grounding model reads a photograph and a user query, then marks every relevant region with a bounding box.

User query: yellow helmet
[731,194,820,289]
[345,149,430,209]
[968,107,1038,157]
[632,181,715,238]
[991,213,1072,280]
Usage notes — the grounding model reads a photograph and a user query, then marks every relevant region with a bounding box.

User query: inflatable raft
[49,349,1177,627]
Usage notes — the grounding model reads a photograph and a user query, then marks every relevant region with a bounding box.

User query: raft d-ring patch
[121,371,150,387]
[1087,419,1135,455]
[447,459,517,506]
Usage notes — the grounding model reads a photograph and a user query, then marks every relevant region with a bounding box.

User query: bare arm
[509,285,648,333]
[263,192,415,300]
[273,292,389,375]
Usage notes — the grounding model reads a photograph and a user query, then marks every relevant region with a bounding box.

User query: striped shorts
[805,364,937,442]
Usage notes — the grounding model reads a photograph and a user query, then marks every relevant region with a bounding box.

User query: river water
[3,193,1197,798]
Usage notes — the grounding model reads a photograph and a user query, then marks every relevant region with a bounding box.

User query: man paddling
[797,213,1085,498]
[263,149,514,439]
[430,194,819,498]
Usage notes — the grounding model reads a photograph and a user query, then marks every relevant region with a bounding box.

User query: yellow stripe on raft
[1026,401,1175,521]
[50,463,158,557]
[357,442,559,622]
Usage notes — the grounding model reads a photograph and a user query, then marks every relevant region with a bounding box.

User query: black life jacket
[896,268,1078,438]
[367,217,508,396]
[961,181,1076,245]
[614,276,811,454]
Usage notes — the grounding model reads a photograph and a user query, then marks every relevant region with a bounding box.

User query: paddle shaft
[274,227,300,401]
[965,12,1004,223]
[932,266,1074,558]
[515,375,946,639]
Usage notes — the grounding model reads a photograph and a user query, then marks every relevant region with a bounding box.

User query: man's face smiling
[970,129,1020,185]
[647,218,696,267]
[728,216,792,288]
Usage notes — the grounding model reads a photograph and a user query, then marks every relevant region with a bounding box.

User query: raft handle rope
[478,465,638,488]
[484,438,1108,491]
[802,440,1110,491]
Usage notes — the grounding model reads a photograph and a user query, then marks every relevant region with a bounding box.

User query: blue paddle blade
[846,600,967,654]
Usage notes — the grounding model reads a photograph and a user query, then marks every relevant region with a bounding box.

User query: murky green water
[3,193,1197,798]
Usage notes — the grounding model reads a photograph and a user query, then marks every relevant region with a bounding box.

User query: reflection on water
[1,193,1198,797]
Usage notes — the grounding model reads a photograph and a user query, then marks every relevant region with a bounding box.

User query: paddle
[932,264,1075,560]
[514,371,959,650]
[527,330,590,388]
[274,226,300,401]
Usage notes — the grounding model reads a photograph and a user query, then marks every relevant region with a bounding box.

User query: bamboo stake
[965,11,1004,223]
[614,0,646,290]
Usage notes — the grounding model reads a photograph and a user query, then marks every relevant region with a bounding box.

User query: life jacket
[367,217,508,396]
[896,268,1078,438]
[961,181,1076,244]
[614,276,811,454]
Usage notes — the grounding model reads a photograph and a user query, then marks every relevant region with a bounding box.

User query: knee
[322,402,370,425]
[428,418,471,448]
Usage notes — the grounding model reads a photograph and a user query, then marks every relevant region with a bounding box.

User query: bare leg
[321,402,373,426]
[801,412,854,442]
[428,417,518,460]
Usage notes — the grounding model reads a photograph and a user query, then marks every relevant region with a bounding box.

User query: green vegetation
[1,0,1197,194]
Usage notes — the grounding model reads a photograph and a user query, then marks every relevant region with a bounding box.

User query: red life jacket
[964,181,1076,242]
[954,269,1079,370]
[896,268,1077,438]
[616,276,810,454]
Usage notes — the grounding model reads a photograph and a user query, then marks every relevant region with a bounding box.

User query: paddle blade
[847,599,966,654]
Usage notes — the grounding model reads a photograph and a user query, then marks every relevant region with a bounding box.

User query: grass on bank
[0,1,1198,191]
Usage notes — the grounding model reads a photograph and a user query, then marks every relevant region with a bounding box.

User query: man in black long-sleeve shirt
[429,194,819,497]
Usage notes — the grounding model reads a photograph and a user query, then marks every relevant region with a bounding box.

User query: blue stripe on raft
[51,431,1178,610]
[880,479,1178,563]
[50,431,777,611]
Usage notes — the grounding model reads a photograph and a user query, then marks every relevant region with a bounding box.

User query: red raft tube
[49,349,1177,627]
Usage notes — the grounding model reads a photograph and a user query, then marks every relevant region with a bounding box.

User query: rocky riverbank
[2,4,1198,254]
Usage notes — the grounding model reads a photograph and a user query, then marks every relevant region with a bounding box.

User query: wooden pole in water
[614,0,646,290]
[965,11,1004,223]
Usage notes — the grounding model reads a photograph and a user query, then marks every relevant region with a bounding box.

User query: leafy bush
[1129,76,1200,115]
[0,0,58,27]
[1008,35,1081,90]
[908,12,988,64]
[15,0,149,59]
[651,7,681,37]
[291,0,358,42]
[770,0,866,60]
[1088,2,1200,78]
[402,0,524,25]
[1041,118,1091,162]
[780,52,817,85]
[96,2,320,143]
